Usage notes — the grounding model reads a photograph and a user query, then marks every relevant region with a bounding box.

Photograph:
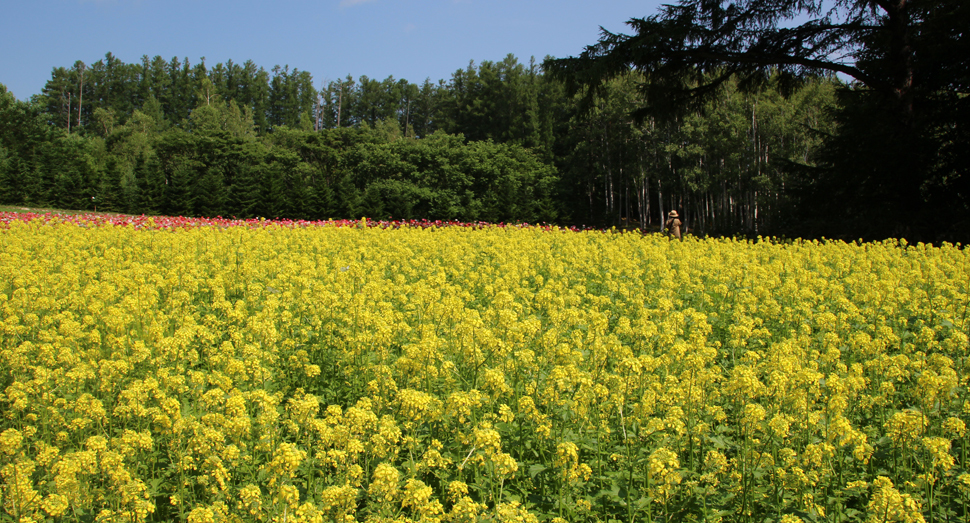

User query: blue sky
[1,0,668,101]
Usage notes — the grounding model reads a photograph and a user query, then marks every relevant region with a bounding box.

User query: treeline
[1,52,837,234]
[0,102,557,223]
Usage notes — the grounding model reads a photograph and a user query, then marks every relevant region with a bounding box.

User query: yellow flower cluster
[1,218,969,523]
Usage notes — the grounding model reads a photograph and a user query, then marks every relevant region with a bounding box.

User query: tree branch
[666,48,889,93]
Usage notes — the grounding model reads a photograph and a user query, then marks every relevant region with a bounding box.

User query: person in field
[665,210,682,240]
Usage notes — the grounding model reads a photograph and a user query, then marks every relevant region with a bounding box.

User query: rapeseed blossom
[0,213,968,522]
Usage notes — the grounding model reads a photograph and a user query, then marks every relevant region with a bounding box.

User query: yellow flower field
[1,216,968,523]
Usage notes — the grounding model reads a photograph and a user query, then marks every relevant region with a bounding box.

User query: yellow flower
[942,417,965,437]
[369,462,401,503]
[402,478,442,516]
[320,487,355,517]
[187,506,216,523]
[0,429,23,455]
[494,501,538,523]
[491,451,519,478]
[5,213,970,523]
[237,484,262,516]
[866,476,926,523]
[648,447,682,502]
[922,437,954,471]
[41,493,70,517]
[885,410,927,447]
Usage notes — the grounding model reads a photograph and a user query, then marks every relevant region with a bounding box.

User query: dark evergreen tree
[359,184,385,219]
[335,172,361,219]
[97,157,126,212]
[260,154,289,219]
[547,0,970,240]
[164,160,195,217]
[139,154,165,215]
[141,95,168,131]
[193,165,227,217]
[47,138,89,210]
[246,62,272,134]
[38,68,75,131]
[285,164,312,219]
[0,154,26,206]
[307,177,336,220]
[1,86,52,205]
[232,161,263,218]
[410,79,442,138]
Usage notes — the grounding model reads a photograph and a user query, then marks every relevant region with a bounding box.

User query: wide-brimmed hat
[667,211,679,218]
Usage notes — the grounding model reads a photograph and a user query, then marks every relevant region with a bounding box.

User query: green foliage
[2,53,836,235]
[11,25,965,241]
[546,0,970,241]
[337,131,558,223]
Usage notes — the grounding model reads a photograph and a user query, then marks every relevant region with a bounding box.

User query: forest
[0,55,837,234]
[1,0,967,242]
